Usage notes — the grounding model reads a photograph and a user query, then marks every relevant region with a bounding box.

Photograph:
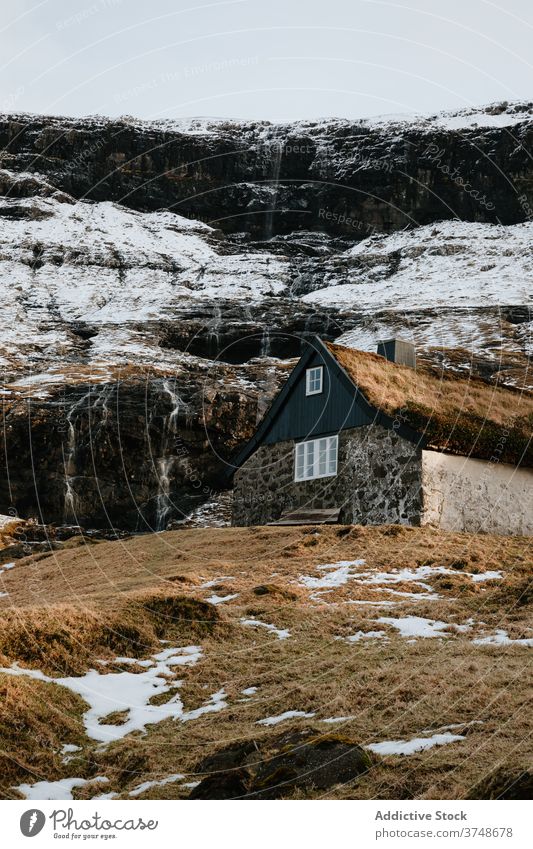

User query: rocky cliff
[1,103,533,237]
[0,103,531,530]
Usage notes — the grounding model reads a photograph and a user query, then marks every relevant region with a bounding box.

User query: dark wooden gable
[263,342,374,444]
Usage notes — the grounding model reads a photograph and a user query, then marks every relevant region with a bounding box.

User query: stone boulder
[190,728,373,799]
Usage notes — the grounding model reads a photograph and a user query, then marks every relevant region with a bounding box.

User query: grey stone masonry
[232,424,423,526]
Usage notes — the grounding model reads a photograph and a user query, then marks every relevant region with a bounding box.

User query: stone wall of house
[232,425,423,526]
[421,450,533,536]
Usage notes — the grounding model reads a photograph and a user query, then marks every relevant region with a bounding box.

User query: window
[306,366,323,395]
[294,435,338,481]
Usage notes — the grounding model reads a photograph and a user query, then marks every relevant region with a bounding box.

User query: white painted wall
[421,450,533,536]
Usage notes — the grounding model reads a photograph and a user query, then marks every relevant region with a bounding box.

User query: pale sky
[1,0,533,121]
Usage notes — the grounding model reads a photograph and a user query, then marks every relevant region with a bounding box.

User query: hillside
[0,102,532,530]
[0,525,532,800]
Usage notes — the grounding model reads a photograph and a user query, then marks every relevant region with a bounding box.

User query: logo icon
[20,809,46,837]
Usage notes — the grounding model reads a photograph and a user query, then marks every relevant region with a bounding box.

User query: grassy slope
[0,524,531,800]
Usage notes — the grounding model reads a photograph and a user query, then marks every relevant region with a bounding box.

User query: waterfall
[63,388,93,523]
[260,327,271,357]
[207,304,222,356]
[264,135,283,240]
[155,379,189,531]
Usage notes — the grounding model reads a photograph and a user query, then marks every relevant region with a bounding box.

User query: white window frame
[294,435,338,482]
[305,366,323,396]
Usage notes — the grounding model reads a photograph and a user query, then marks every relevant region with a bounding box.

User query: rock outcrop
[190,728,373,799]
[1,104,532,237]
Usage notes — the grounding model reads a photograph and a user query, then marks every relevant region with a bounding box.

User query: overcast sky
[2,0,533,121]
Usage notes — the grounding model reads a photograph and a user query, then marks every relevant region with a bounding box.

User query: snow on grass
[206,593,239,605]
[199,576,235,588]
[376,616,472,639]
[346,599,398,607]
[0,644,227,744]
[181,688,227,722]
[257,710,316,726]
[61,743,80,755]
[470,571,503,583]
[240,618,290,640]
[353,564,501,592]
[299,559,366,589]
[366,731,466,757]
[152,646,203,665]
[421,720,483,734]
[299,560,498,603]
[60,743,81,765]
[322,716,355,724]
[345,630,388,643]
[473,630,533,647]
[241,686,258,696]
[129,773,185,797]
[17,776,109,801]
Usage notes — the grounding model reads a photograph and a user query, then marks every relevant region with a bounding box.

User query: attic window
[306,366,323,395]
[294,435,338,481]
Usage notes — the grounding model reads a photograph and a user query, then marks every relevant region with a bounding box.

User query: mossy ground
[0,524,531,800]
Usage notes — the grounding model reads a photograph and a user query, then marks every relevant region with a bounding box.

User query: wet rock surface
[0,362,287,529]
[190,729,373,799]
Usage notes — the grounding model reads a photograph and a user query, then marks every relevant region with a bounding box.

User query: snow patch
[376,616,472,639]
[0,644,227,744]
[17,776,109,801]
[367,731,466,756]
[299,559,366,589]
[345,630,388,643]
[199,576,235,588]
[473,629,533,647]
[322,715,355,724]
[129,773,185,797]
[206,593,239,605]
[257,710,316,726]
[241,618,290,640]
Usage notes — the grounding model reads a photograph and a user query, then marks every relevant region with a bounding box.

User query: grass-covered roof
[326,342,533,467]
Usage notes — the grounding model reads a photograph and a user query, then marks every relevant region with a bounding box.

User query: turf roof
[325,342,533,467]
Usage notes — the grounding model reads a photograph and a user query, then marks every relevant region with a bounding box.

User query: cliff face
[1,104,532,237]
[0,104,531,530]
[1,362,288,530]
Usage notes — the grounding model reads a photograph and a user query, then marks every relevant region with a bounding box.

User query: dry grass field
[0,524,532,800]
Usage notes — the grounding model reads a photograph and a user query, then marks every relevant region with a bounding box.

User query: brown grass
[0,525,531,800]
[326,342,533,465]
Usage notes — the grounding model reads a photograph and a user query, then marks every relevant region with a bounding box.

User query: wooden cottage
[231,336,533,535]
